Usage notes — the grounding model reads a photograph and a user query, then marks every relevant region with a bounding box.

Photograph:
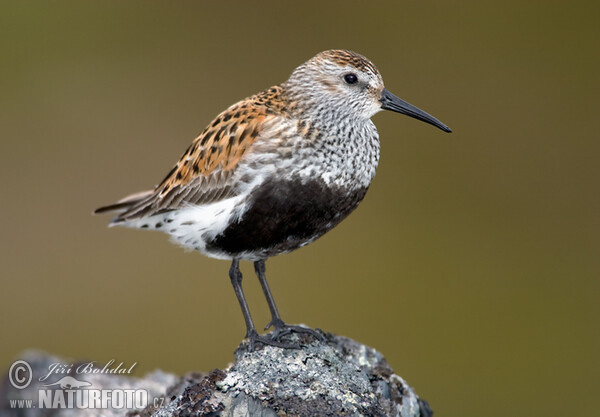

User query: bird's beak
[380,88,452,133]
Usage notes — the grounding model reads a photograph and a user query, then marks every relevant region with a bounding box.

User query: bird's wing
[95,88,285,223]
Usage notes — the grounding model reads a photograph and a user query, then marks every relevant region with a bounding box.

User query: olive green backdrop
[1,1,598,416]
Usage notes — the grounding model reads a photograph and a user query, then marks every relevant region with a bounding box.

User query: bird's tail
[93,189,154,221]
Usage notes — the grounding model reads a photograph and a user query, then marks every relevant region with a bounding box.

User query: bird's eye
[344,73,358,84]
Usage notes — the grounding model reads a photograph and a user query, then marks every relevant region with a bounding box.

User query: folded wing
[94,91,281,224]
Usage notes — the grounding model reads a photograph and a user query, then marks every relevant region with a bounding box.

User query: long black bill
[380,88,451,133]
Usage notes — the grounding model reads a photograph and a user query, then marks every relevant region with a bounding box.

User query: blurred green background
[1,1,598,415]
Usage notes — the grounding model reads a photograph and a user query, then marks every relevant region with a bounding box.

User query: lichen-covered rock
[145,332,431,417]
[1,333,432,417]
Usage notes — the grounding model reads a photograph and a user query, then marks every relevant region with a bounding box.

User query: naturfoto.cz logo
[7,359,162,411]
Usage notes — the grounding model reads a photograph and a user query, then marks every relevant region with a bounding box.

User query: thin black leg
[254,259,324,342]
[254,259,284,329]
[229,259,296,350]
[229,259,256,338]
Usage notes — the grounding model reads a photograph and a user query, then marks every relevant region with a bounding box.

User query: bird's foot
[265,318,326,343]
[244,329,299,351]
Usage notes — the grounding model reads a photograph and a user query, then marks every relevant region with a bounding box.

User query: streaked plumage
[95,49,451,348]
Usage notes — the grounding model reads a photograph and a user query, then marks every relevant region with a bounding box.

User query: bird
[95,49,451,349]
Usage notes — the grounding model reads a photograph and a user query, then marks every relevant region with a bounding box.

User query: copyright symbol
[8,360,32,389]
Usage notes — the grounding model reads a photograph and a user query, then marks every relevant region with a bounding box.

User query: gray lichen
[1,333,432,417]
[146,332,431,417]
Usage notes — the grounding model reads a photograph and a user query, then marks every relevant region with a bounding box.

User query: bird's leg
[254,260,324,342]
[254,259,284,329]
[229,260,256,337]
[229,259,296,350]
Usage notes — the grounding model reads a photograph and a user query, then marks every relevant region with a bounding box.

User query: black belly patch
[207,177,368,257]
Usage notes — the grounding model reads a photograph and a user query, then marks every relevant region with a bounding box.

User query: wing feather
[95,86,287,223]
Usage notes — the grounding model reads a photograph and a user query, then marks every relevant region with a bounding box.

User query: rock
[1,332,432,417]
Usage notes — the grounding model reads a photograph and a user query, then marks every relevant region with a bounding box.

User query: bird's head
[285,49,451,132]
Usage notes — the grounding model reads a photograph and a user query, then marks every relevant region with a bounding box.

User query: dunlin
[96,50,451,348]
